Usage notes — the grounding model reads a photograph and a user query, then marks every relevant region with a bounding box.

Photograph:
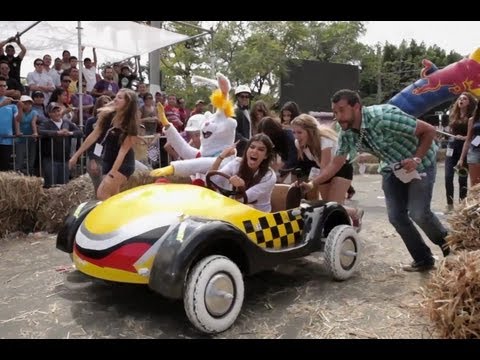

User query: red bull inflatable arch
[388,48,480,117]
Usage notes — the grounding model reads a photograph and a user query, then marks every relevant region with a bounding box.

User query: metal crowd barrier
[0,134,86,187]
[0,134,173,187]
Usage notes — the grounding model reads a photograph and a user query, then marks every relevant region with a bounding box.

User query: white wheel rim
[340,237,357,269]
[205,273,235,317]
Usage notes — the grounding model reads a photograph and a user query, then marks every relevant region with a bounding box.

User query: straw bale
[0,209,36,238]
[446,184,480,251]
[423,250,480,339]
[437,148,447,162]
[0,172,44,213]
[36,175,95,233]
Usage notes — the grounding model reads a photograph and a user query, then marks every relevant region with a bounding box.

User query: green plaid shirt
[336,104,437,172]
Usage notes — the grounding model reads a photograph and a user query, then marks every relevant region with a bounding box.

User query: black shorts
[321,162,353,184]
[103,160,135,178]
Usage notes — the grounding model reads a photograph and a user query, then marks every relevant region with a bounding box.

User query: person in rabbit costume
[150,73,237,178]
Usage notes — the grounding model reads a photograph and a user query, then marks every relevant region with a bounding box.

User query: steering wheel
[206,170,249,204]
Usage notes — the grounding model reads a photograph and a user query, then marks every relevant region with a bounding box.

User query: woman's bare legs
[469,163,480,187]
[97,170,128,201]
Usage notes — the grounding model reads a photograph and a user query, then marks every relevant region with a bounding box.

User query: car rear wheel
[184,255,244,334]
[324,225,361,281]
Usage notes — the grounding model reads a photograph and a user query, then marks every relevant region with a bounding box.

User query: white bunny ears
[191,72,231,98]
[191,73,234,118]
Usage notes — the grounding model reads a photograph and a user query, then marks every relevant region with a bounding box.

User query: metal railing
[0,134,173,186]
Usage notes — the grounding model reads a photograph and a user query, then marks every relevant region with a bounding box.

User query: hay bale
[446,184,480,251]
[437,148,447,162]
[423,250,480,338]
[36,175,95,233]
[0,209,36,238]
[0,172,45,238]
[0,172,44,212]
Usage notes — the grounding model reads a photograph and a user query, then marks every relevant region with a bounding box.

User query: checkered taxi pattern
[242,210,304,249]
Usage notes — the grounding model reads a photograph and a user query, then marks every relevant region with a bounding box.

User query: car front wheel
[184,255,244,334]
[324,225,361,281]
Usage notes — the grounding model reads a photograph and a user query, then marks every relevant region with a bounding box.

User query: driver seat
[270,184,302,212]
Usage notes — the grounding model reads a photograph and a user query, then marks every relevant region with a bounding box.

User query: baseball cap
[31,90,44,98]
[20,95,33,102]
[195,99,205,105]
[47,102,62,113]
[185,114,205,132]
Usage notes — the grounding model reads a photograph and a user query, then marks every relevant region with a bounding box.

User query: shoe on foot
[351,208,364,232]
[446,204,454,213]
[439,243,451,257]
[347,187,356,200]
[402,259,435,272]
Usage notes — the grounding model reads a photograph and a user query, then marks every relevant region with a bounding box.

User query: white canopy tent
[0,21,190,125]
[0,21,189,77]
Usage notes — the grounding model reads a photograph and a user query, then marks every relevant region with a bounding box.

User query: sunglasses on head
[35,62,43,66]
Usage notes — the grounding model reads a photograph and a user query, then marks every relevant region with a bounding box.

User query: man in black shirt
[0,35,27,83]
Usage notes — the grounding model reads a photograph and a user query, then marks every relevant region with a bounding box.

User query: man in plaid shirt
[299,89,449,272]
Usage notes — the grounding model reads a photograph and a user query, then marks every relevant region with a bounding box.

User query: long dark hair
[449,92,477,126]
[257,116,288,161]
[237,133,275,190]
[97,89,139,143]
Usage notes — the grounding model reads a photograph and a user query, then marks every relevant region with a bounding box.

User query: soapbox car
[57,171,362,334]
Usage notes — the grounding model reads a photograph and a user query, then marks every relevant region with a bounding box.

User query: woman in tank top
[69,88,139,200]
[444,92,476,212]
[459,98,480,187]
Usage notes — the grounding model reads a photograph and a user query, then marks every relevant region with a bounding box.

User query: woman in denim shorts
[458,102,480,187]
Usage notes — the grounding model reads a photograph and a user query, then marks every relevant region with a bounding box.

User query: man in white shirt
[82,47,97,93]
[27,58,55,106]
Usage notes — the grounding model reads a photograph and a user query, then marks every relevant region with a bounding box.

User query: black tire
[184,255,244,334]
[324,225,361,281]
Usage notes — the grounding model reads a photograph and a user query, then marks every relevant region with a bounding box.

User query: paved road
[0,164,452,339]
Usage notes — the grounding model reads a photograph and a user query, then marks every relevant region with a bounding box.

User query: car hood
[84,183,262,235]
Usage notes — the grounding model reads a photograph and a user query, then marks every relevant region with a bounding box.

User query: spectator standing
[39,102,82,187]
[234,84,252,156]
[42,54,61,88]
[458,101,480,188]
[190,99,205,116]
[444,93,476,212]
[82,48,98,93]
[14,95,38,175]
[0,75,19,170]
[0,60,25,99]
[92,66,119,99]
[0,35,26,83]
[26,58,55,106]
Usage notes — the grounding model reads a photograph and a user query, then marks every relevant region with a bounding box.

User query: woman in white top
[211,133,277,212]
[291,114,363,228]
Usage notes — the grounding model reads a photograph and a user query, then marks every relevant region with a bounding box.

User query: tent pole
[77,21,83,129]
[16,21,42,37]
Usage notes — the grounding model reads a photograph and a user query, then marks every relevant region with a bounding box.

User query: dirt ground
[0,165,452,339]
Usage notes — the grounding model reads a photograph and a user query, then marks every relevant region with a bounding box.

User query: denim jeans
[43,158,70,187]
[445,139,467,204]
[15,139,37,176]
[382,163,448,263]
